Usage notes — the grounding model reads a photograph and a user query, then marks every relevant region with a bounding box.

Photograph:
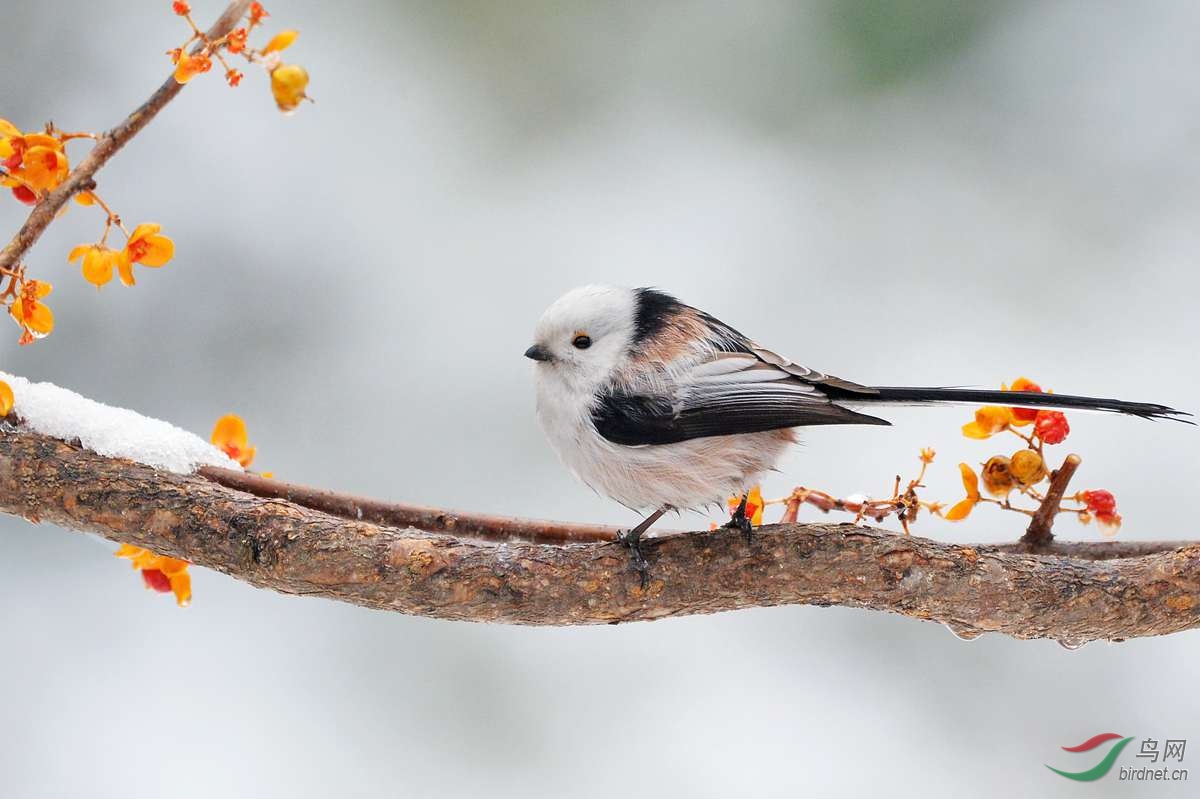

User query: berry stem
[1022,453,1083,547]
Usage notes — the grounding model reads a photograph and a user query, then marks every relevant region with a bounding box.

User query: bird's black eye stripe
[572,334,592,349]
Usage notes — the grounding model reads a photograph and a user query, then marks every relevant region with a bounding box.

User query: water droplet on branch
[945,622,983,641]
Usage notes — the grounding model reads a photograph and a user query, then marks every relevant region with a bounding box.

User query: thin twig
[1022,453,1082,547]
[198,466,626,544]
[0,0,252,271]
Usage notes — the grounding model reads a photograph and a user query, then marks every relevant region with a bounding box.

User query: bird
[524,284,1189,580]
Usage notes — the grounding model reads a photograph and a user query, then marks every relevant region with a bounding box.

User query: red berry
[141,568,172,593]
[1010,382,1043,423]
[1082,489,1117,516]
[11,185,36,205]
[1034,410,1070,444]
[1095,510,1122,535]
[1012,407,1038,423]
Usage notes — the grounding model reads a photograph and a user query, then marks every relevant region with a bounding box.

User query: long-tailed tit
[525,285,1188,577]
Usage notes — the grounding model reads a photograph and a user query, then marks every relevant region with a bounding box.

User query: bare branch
[1023,453,1082,545]
[197,466,628,544]
[2,427,1197,641]
[0,0,253,272]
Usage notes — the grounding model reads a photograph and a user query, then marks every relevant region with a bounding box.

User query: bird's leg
[616,507,667,588]
[724,493,753,544]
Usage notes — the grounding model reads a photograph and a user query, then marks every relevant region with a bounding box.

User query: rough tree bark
[1,426,1196,640]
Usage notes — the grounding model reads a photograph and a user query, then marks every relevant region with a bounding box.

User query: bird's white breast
[534,369,793,511]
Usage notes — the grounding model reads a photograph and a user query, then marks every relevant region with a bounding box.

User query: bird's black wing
[593,352,889,446]
[612,291,1188,440]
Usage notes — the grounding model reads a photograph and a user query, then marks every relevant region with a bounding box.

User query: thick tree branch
[0,0,253,271]
[1,427,1197,640]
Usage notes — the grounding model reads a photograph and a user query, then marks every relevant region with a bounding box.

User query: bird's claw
[738,515,753,544]
[723,514,753,544]
[616,529,650,589]
[723,496,754,544]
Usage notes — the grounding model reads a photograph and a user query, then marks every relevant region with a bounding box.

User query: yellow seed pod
[262,29,299,55]
[981,455,1015,497]
[270,64,310,113]
[1010,448,1048,486]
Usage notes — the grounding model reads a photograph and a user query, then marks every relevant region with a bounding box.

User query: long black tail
[850,386,1192,423]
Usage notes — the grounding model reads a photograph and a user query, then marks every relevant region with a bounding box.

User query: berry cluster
[945,377,1121,535]
[726,376,1124,540]
[169,2,311,112]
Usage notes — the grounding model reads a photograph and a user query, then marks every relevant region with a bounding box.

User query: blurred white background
[2,1,1198,796]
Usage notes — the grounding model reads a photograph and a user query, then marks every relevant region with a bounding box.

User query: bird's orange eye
[572,333,592,350]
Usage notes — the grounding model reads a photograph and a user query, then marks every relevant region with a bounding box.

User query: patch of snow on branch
[1,372,242,474]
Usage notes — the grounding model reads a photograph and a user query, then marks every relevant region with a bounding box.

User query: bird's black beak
[524,344,552,362]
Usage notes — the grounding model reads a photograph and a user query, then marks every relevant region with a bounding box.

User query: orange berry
[68,243,121,287]
[1009,449,1047,485]
[981,456,1015,496]
[117,545,194,606]
[262,29,299,54]
[944,463,981,521]
[270,63,309,112]
[174,53,213,84]
[211,414,257,467]
[962,406,1012,439]
[226,27,248,54]
[9,279,54,342]
[118,223,175,285]
[142,568,172,592]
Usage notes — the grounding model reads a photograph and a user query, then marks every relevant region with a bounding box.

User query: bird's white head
[525,285,638,393]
